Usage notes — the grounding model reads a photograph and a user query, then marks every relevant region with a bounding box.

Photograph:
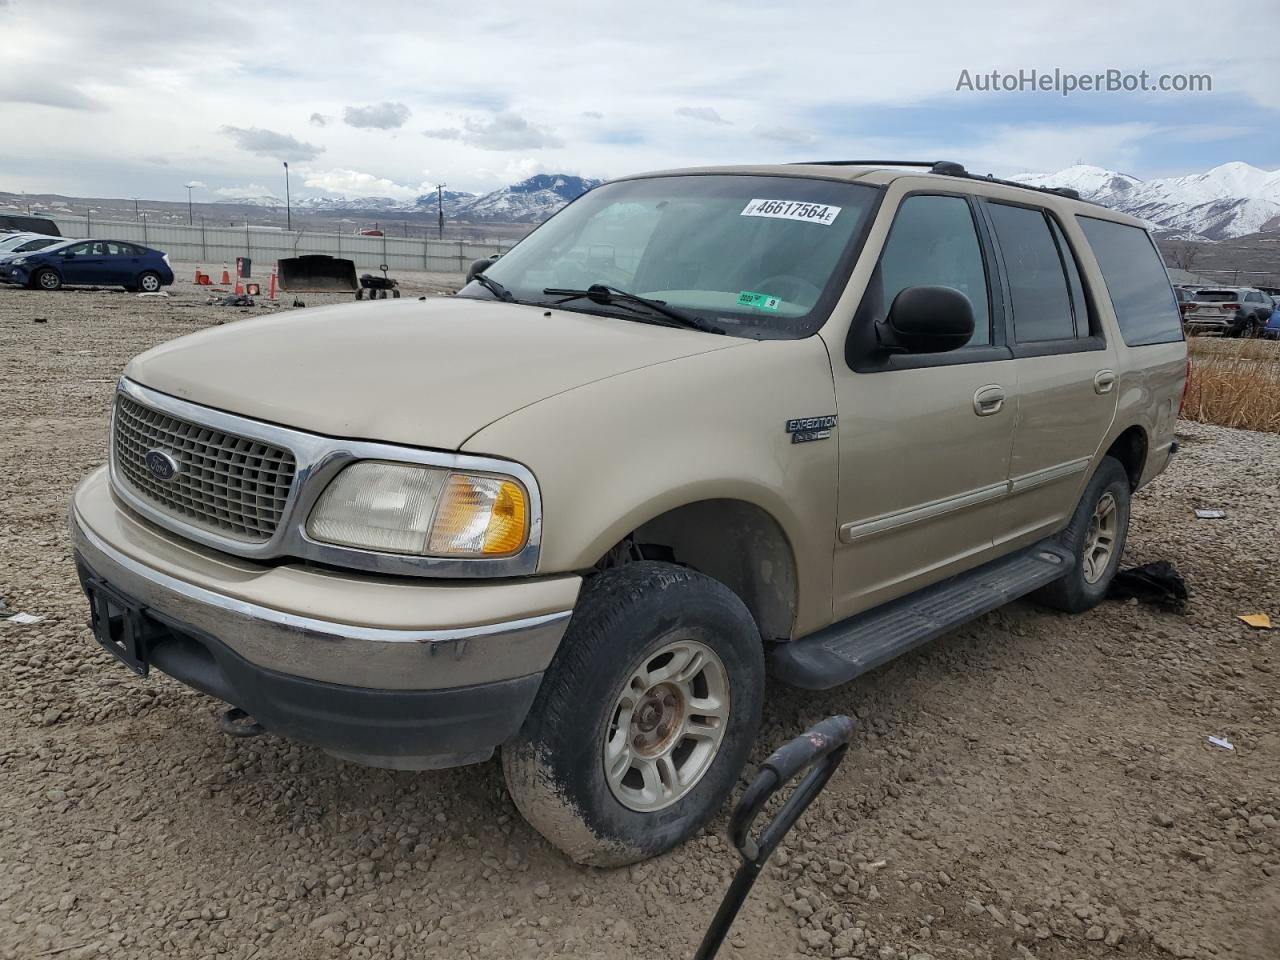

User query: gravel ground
[1,278,1277,960]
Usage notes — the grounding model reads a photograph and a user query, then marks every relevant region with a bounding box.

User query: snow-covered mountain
[238,174,604,223]
[1010,162,1280,240]
[214,195,286,208]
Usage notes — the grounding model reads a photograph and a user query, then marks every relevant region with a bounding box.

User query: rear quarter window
[1077,217,1183,346]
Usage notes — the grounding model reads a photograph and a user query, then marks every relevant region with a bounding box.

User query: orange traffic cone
[221,264,231,285]
[234,275,244,295]
[268,269,278,301]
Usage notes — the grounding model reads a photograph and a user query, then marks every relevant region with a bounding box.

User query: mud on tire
[502,561,764,867]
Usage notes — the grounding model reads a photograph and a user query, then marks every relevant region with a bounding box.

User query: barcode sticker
[741,199,841,225]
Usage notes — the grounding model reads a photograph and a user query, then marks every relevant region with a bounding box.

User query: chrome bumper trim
[71,505,572,690]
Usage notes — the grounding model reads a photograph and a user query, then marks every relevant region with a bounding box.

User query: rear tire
[1033,457,1131,613]
[502,561,764,867]
[33,268,61,291]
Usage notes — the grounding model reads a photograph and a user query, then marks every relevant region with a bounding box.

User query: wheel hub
[603,639,730,813]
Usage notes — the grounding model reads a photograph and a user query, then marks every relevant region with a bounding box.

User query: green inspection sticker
[736,291,781,311]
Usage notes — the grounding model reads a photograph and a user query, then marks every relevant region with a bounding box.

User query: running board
[771,540,1074,690]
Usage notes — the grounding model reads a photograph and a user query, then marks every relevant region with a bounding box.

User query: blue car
[5,239,174,292]
[1265,297,1280,340]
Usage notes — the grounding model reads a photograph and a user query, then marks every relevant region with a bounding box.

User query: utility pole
[185,182,197,225]
[133,198,140,221]
[283,161,292,231]
[436,183,446,240]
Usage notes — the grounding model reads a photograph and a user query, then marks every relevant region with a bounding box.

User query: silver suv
[70,160,1187,865]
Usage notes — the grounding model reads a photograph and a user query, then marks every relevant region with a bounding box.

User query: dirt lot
[1,277,1278,960]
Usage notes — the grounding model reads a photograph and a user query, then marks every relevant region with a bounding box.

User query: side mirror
[881,285,975,354]
[466,255,500,284]
[62,251,76,258]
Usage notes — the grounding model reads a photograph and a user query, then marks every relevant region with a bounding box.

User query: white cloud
[309,112,330,127]
[425,112,562,151]
[221,126,323,161]
[676,106,731,125]
[185,180,207,189]
[215,183,279,199]
[343,102,411,130]
[300,167,427,199]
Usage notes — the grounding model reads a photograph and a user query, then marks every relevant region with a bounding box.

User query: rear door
[101,242,142,286]
[829,189,1017,618]
[980,200,1118,548]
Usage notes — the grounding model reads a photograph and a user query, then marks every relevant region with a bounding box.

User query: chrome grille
[113,394,297,542]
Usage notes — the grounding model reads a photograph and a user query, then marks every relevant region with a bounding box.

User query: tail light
[1178,356,1191,417]
[1221,302,1240,311]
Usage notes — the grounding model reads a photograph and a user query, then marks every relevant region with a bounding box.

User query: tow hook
[220,706,266,739]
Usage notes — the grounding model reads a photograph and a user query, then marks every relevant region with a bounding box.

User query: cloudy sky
[1,0,1277,203]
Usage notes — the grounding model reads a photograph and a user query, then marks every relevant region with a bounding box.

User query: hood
[125,296,742,450]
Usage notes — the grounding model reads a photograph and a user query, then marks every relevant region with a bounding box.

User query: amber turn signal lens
[428,474,529,556]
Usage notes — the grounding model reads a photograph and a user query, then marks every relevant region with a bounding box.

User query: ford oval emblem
[144,449,180,481]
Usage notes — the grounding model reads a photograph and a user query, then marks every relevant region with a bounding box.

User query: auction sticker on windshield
[741,199,841,225]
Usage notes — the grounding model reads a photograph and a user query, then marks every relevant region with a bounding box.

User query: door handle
[973,384,1005,416]
[1093,370,1116,395]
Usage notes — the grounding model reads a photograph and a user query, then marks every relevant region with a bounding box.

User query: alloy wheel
[603,639,730,812]
[1082,491,1118,584]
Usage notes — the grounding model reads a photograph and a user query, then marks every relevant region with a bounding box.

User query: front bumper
[71,468,581,767]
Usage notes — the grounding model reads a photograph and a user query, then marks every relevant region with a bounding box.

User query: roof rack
[790,159,1088,203]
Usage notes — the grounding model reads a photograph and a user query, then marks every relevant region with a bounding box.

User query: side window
[1048,219,1091,337]
[877,194,991,346]
[987,203,1075,342]
[65,242,93,255]
[1077,217,1183,347]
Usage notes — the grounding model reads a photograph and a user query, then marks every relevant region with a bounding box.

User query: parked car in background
[4,239,174,292]
[0,232,64,257]
[0,214,60,236]
[1263,296,1280,340]
[1182,287,1274,337]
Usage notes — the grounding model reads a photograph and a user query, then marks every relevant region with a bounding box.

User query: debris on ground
[32,317,47,323]
[1194,508,1227,519]
[4,612,44,625]
[213,294,255,307]
[136,291,170,298]
[1238,613,1272,629]
[1108,560,1189,611]
[1207,735,1235,750]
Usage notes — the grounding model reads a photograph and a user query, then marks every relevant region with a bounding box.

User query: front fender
[462,336,840,636]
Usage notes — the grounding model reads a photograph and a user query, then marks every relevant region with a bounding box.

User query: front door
[58,242,98,284]
[826,190,1018,620]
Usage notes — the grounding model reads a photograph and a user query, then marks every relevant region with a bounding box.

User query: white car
[0,232,66,259]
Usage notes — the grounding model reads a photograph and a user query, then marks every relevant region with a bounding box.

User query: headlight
[306,461,530,557]
[12,257,27,266]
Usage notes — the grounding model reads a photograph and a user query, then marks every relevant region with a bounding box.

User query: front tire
[33,268,61,291]
[1033,456,1131,613]
[503,562,764,867]
[137,271,162,293]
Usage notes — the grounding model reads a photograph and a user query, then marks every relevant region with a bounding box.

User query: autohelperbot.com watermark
[956,68,1212,96]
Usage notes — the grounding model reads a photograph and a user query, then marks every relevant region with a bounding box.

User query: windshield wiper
[471,272,514,302]
[543,284,723,334]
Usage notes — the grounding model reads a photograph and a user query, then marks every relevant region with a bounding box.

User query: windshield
[459,175,881,339]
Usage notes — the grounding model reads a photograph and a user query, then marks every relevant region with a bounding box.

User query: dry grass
[1183,335,1280,432]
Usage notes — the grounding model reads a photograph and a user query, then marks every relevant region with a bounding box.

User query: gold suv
[71,161,1187,866]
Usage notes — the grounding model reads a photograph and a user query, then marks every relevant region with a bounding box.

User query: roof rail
[791,159,1091,204]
